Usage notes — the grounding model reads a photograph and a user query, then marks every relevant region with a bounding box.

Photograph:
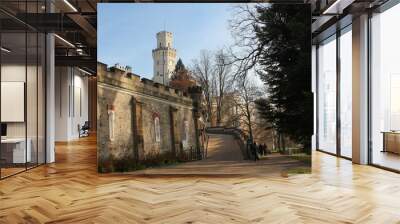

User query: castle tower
[152,31,177,85]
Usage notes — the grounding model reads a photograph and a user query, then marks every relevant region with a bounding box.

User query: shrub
[98,150,199,173]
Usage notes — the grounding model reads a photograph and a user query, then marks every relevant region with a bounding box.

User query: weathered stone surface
[97,62,199,172]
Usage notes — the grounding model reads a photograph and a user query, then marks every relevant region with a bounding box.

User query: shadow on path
[127,133,309,177]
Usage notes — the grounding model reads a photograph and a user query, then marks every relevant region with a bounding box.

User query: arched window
[154,117,161,142]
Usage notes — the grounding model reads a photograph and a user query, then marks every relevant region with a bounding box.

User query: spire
[163,20,166,32]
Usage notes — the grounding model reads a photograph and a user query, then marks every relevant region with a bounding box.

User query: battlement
[111,63,132,73]
[97,62,193,105]
[157,31,172,36]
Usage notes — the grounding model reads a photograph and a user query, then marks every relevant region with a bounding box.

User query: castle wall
[97,63,199,172]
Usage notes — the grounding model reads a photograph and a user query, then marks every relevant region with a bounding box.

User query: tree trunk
[216,106,221,126]
[272,130,276,151]
[278,132,282,152]
[245,102,253,141]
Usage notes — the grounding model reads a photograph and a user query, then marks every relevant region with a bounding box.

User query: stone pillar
[131,97,138,162]
[169,107,175,154]
[189,86,203,158]
[135,101,144,160]
[169,106,179,155]
[352,14,369,164]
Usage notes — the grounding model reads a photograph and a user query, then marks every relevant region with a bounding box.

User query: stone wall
[97,62,201,172]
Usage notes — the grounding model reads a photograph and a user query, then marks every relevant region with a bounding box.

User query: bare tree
[228,4,268,79]
[214,49,233,125]
[232,74,262,140]
[191,50,215,125]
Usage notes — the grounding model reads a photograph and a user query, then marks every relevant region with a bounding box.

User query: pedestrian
[263,144,267,155]
[253,142,259,161]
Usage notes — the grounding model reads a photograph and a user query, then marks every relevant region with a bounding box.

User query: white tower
[152,31,177,85]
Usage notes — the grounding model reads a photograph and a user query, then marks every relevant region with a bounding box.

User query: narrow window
[108,105,115,141]
[184,120,189,142]
[154,117,161,142]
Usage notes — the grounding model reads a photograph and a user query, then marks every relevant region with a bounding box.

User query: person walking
[253,142,259,161]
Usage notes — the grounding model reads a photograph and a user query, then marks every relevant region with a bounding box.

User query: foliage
[230,4,312,154]
[175,58,186,72]
[98,151,195,173]
[170,59,196,91]
[289,153,312,165]
[284,167,311,176]
[254,4,312,154]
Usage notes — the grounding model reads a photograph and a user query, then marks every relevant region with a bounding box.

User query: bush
[98,150,197,173]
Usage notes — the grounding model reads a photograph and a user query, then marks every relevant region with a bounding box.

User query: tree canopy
[230,4,312,153]
[254,4,312,153]
[170,58,196,92]
[175,58,185,72]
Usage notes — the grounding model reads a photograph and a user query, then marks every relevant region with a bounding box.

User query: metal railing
[180,146,204,161]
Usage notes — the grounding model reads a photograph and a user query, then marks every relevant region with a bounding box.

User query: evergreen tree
[254,4,312,153]
[174,58,185,72]
[170,58,196,92]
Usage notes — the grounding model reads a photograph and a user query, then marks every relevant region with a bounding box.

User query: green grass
[287,167,311,174]
[283,167,311,176]
[288,153,311,165]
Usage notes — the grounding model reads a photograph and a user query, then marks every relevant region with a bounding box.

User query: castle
[96,30,206,172]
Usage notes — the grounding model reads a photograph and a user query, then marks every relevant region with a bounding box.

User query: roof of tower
[157,30,172,35]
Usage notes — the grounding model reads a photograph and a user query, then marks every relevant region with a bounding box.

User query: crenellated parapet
[97,62,194,106]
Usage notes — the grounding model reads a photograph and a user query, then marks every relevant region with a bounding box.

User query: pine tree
[170,58,196,92]
[254,4,312,153]
[174,58,185,72]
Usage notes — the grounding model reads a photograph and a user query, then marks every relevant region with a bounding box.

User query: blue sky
[98,3,236,79]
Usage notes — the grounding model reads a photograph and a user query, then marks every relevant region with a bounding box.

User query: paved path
[204,133,244,161]
[131,133,307,177]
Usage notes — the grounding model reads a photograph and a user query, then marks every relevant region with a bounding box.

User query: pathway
[130,133,309,177]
